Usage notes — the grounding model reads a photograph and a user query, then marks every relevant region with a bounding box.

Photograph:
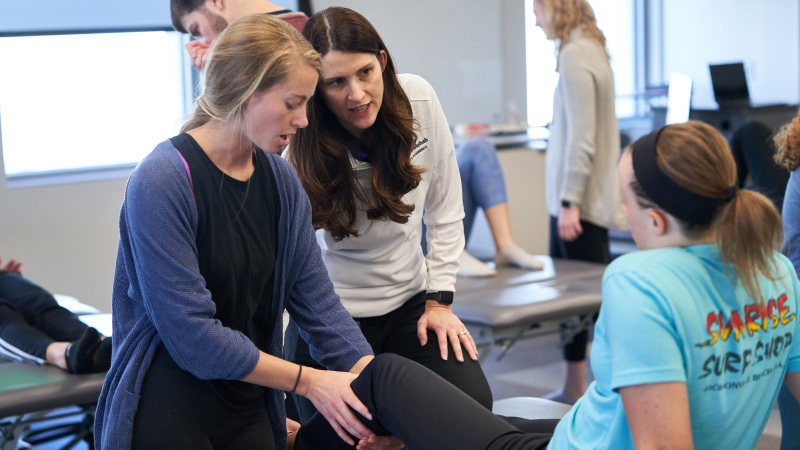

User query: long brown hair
[180,14,321,133]
[630,121,783,299]
[540,0,609,60]
[289,6,424,241]
[774,108,800,171]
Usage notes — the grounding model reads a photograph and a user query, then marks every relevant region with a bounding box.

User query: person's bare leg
[484,203,513,250]
[45,342,69,370]
[486,203,543,270]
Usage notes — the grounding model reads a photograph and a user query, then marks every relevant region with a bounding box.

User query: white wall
[0,1,173,312]
[657,0,799,108]
[0,175,127,312]
[311,0,529,125]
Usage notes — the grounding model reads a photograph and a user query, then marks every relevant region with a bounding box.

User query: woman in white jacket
[284,6,492,424]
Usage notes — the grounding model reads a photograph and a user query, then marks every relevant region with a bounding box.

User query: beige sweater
[545,29,627,231]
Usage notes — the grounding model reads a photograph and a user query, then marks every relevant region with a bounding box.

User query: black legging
[296,353,556,450]
[0,271,89,363]
[729,120,789,213]
[549,217,609,361]
[132,345,275,450]
[285,291,493,423]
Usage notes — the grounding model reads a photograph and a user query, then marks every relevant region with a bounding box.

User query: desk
[652,104,798,138]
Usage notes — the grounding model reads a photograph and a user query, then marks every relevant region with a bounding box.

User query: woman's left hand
[417,301,478,362]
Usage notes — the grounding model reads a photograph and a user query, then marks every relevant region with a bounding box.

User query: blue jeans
[779,383,800,450]
[457,137,508,242]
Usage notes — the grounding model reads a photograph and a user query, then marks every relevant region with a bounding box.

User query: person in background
[284,6,493,424]
[171,0,308,71]
[534,0,627,404]
[95,15,399,450]
[729,120,789,213]
[771,111,800,450]
[0,256,111,374]
[452,137,544,278]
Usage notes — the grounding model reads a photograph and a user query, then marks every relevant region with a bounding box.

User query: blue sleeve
[777,253,800,374]
[782,171,800,277]
[123,146,259,380]
[271,156,373,371]
[603,269,687,389]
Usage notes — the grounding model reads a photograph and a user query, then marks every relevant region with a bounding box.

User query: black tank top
[163,132,280,409]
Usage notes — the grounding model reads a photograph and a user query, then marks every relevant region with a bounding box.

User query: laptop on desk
[709,62,786,109]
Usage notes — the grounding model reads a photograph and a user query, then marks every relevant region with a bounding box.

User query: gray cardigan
[545,28,627,231]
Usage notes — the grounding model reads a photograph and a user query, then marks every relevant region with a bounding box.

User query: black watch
[561,200,573,208]
[425,291,454,305]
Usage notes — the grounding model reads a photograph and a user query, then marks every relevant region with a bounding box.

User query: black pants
[132,345,275,450]
[729,121,789,213]
[549,216,609,361]
[0,271,88,364]
[296,354,555,450]
[285,291,493,423]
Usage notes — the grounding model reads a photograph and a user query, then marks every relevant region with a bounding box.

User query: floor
[473,324,784,450]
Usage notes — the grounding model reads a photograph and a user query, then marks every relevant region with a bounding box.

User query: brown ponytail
[632,121,783,299]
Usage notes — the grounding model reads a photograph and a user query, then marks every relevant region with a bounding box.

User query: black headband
[631,126,736,225]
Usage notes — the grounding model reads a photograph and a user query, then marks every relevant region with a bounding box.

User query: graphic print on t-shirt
[694,293,795,389]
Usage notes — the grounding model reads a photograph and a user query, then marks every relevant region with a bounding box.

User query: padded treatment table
[452,256,607,362]
[0,297,110,450]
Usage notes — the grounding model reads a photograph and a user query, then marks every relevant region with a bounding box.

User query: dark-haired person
[284,6,492,423]
[171,0,308,71]
[0,255,111,374]
[772,111,800,450]
[728,120,789,213]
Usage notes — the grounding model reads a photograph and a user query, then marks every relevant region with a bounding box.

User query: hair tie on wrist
[291,365,303,394]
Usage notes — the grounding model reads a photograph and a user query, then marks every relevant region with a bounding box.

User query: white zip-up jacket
[316,74,464,317]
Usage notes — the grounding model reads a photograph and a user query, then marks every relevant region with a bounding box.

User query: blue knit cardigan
[95,140,373,449]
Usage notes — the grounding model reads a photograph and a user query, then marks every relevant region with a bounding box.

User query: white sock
[495,243,544,270]
[458,249,497,278]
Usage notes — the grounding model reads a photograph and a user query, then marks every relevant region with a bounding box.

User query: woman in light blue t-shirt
[290,122,800,449]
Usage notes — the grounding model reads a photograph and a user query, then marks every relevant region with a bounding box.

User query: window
[0,30,192,179]
[525,0,637,126]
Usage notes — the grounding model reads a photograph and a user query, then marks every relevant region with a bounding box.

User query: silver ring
[457,330,468,337]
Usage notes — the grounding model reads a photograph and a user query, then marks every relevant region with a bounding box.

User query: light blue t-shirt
[549,245,800,450]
